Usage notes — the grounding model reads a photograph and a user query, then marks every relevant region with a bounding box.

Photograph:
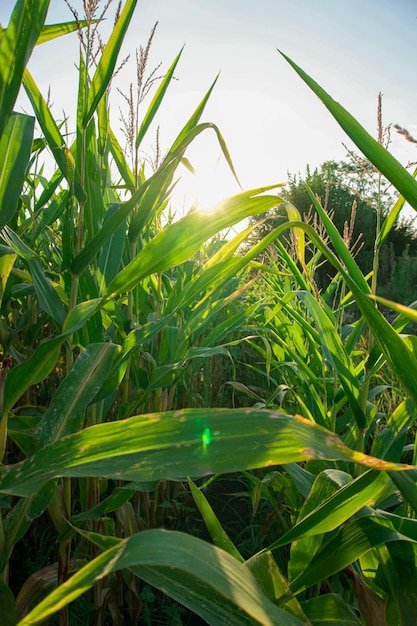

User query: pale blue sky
[1,0,416,210]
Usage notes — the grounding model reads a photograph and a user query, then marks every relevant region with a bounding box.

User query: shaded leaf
[17,528,304,626]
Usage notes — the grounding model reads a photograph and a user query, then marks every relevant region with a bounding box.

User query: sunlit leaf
[0,0,49,138]
[84,0,137,126]
[279,50,417,211]
[0,409,412,498]
[0,113,34,230]
[104,187,283,301]
[135,47,183,149]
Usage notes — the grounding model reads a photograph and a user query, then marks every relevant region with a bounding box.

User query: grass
[1,1,417,625]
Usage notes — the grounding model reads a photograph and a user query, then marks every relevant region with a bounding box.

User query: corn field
[1,1,417,625]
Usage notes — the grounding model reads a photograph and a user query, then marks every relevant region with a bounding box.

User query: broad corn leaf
[1,226,66,325]
[104,187,284,301]
[37,343,121,446]
[263,470,389,554]
[22,69,85,201]
[0,113,34,230]
[297,290,366,429]
[1,335,65,418]
[300,594,362,625]
[289,516,417,596]
[17,529,304,626]
[0,0,49,138]
[0,409,413,498]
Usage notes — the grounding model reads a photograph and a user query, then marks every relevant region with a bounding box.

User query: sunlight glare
[172,143,241,215]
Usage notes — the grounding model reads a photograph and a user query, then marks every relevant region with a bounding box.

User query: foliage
[0,2,417,626]
[248,159,417,292]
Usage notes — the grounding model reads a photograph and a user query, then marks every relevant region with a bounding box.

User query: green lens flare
[202,427,213,448]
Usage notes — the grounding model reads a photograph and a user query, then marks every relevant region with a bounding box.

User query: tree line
[248,158,417,303]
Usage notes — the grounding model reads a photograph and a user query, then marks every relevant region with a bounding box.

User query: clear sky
[1,0,416,211]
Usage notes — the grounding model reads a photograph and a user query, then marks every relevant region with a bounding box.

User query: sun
[172,140,242,215]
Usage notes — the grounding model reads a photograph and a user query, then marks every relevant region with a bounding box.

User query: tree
[248,159,417,291]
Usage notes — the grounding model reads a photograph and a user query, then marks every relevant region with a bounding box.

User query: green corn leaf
[98,204,128,290]
[368,509,417,542]
[2,483,55,566]
[376,187,409,248]
[0,334,65,462]
[0,409,412,498]
[289,516,417,596]
[388,470,417,515]
[108,126,135,189]
[33,167,64,212]
[342,279,417,409]
[0,19,92,47]
[22,68,85,201]
[271,220,417,413]
[169,121,241,187]
[83,120,106,239]
[35,20,91,45]
[386,542,417,626]
[1,335,65,418]
[285,203,305,266]
[0,248,16,308]
[305,185,370,293]
[0,582,16,626]
[70,487,136,523]
[245,552,307,620]
[17,528,303,626]
[0,113,34,230]
[97,93,108,156]
[372,399,416,462]
[129,113,243,244]
[263,470,389,554]
[168,74,219,155]
[172,220,285,314]
[74,120,246,277]
[188,478,244,562]
[0,0,49,139]
[62,298,102,335]
[37,343,121,447]
[104,187,283,301]
[288,469,353,581]
[127,160,179,243]
[297,290,366,429]
[279,50,417,212]
[300,594,362,625]
[1,226,66,325]
[135,47,183,149]
[69,179,153,276]
[83,0,137,126]
[369,295,417,325]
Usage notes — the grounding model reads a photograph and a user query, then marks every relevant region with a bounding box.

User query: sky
[1,0,416,213]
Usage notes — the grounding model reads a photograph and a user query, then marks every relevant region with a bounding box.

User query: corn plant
[1,1,417,625]
[186,53,417,625]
